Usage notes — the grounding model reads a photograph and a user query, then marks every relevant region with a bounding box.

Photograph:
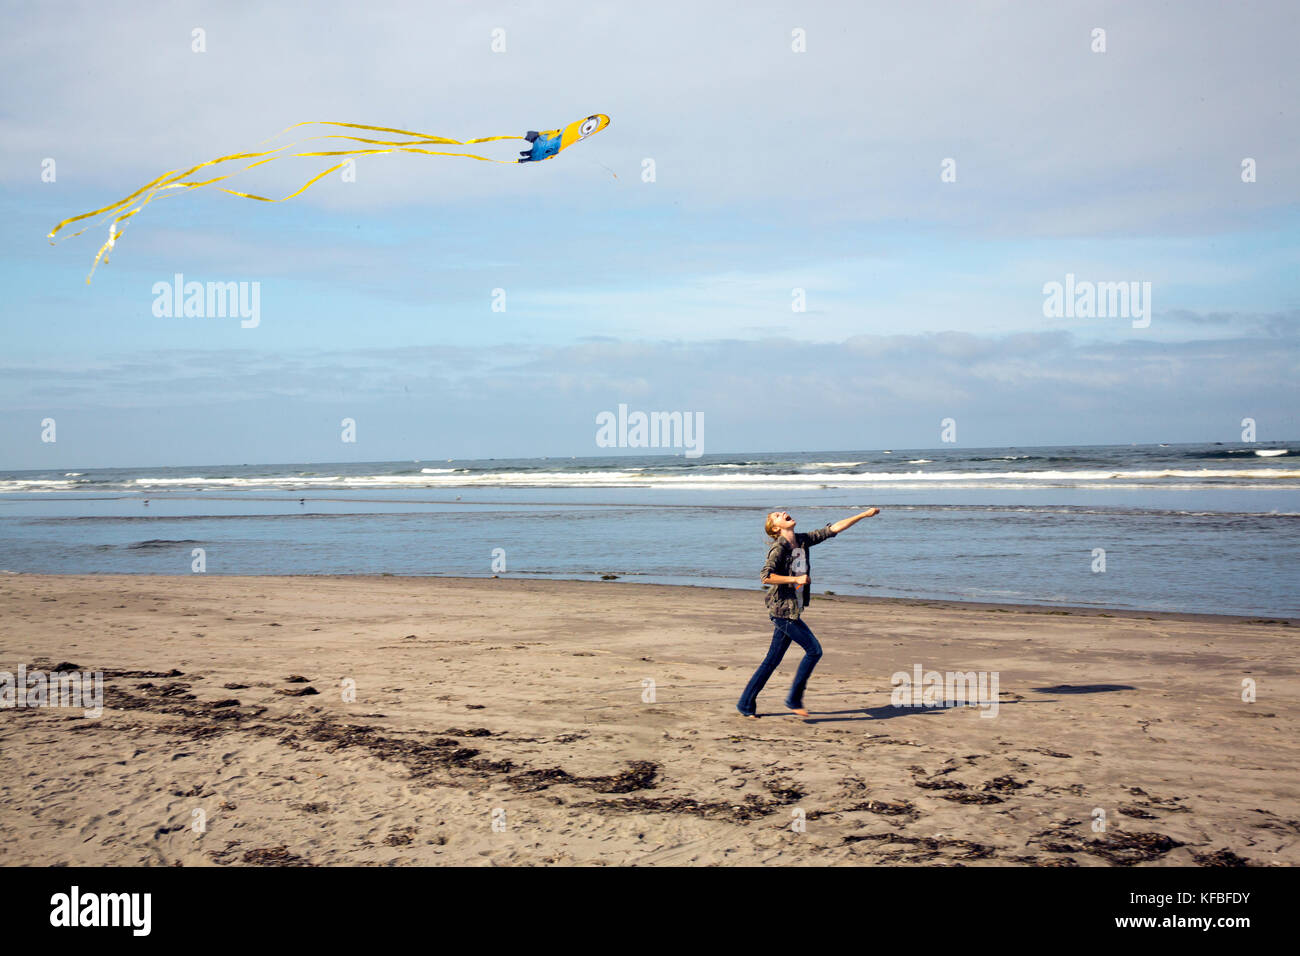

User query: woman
[737,508,879,718]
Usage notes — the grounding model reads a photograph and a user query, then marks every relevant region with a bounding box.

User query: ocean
[1,442,1296,617]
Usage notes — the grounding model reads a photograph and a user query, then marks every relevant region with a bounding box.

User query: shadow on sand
[781,699,1040,724]
[749,682,1138,722]
[1029,683,1136,694]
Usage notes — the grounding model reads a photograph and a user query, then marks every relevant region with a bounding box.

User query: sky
[1,0,1297,468]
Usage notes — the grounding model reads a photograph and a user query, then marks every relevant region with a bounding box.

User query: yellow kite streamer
[48,115,610,282]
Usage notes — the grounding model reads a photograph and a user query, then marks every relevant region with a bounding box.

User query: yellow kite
[48,115,611,282]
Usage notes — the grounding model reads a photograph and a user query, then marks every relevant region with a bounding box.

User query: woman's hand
[829,508,880,534]
[794,574,810,586]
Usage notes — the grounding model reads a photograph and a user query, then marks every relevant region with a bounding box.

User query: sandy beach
[0,574,1295,866]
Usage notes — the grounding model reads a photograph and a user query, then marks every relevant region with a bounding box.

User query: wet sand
[0,574,1295,866]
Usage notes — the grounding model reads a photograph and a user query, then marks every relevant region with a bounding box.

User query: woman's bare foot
[790,706,809,717]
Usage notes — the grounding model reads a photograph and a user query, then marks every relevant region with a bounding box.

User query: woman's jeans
[737,616,823,716]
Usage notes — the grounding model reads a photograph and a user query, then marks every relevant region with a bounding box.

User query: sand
[0,574,1295,866]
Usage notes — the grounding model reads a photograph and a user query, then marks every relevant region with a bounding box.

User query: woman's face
[769,510,796,532]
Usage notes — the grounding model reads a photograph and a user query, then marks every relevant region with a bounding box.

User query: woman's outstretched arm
[829,508,879,534]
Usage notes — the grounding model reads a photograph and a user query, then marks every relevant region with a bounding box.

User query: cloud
[6,0,1299,235]
[1162,308,1300,337]
[2,327,1294,467]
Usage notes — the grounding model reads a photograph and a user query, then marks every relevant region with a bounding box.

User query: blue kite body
[519,130,562,163]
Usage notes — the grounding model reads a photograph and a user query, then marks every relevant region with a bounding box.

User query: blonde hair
[764,512,781,540]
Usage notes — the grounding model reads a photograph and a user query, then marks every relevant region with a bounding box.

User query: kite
[519,113,611,163]
[47,114,611,282]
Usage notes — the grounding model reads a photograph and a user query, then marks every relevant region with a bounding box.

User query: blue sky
[2,0,1297,467]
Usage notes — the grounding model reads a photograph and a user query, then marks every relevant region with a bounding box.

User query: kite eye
[579,116,600,137]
